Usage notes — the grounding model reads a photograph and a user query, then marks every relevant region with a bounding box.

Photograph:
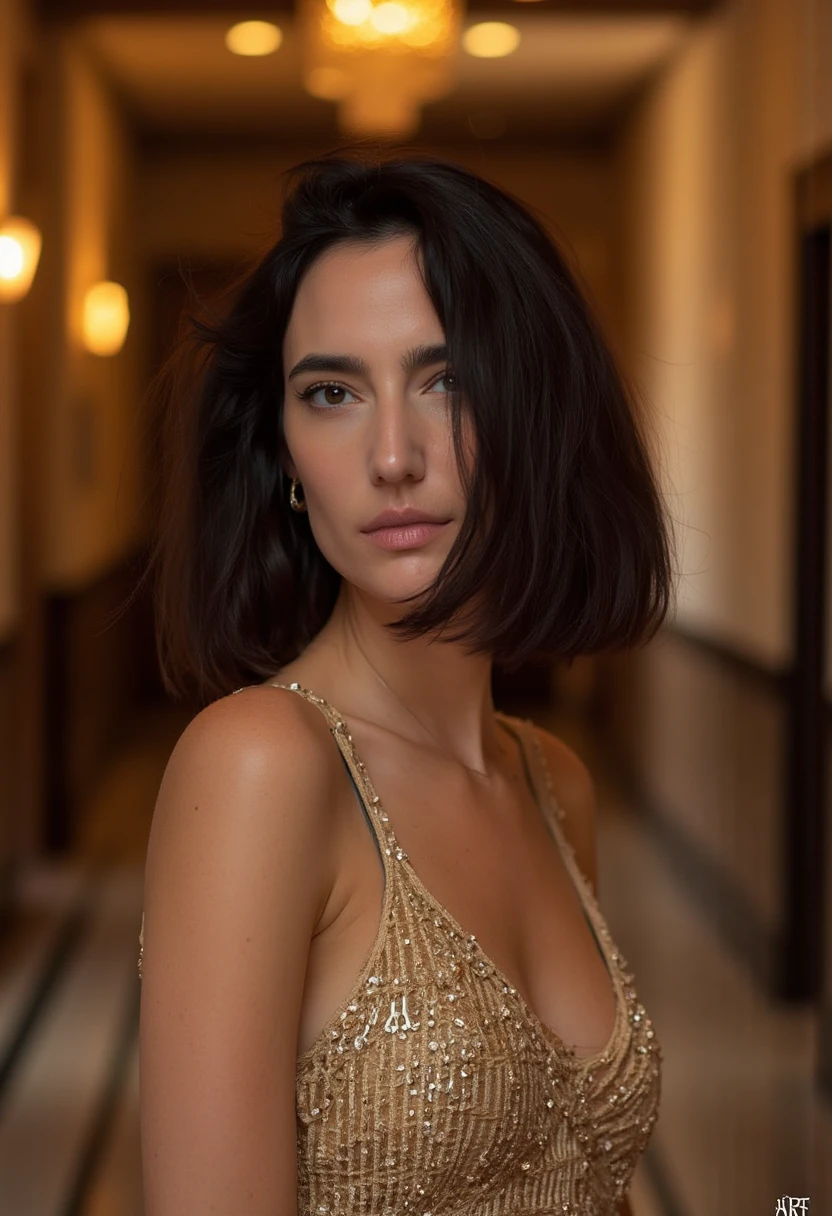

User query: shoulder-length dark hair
[148,144,677,706]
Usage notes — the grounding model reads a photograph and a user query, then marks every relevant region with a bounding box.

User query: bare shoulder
[147,683,343,887]
[140,683,344,1211]
[158,682,342,806]
[528,723,600,895]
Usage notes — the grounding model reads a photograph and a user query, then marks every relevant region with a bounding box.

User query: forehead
[283,235,443,356]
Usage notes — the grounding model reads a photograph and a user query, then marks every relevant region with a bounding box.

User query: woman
[138,149,676,1216]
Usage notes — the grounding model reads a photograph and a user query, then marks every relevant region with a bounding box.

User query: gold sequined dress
[138,682,662,1215]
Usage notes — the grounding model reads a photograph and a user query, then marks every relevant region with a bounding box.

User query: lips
[362,507,451,533]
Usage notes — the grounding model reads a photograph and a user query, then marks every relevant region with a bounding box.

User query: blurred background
[0,0,830,1211]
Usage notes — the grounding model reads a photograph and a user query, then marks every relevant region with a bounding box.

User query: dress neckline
[267,681,625,1069]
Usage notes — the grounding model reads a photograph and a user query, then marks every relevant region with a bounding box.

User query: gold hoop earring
[289,477,307,513]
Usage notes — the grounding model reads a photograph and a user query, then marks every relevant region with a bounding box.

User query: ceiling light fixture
[300,0,463,136]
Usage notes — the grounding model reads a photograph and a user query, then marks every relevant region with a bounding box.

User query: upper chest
[319,717,593,987]
[302,710,620,1071]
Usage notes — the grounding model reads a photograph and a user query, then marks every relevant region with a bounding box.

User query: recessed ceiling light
[462,22,521,58]
[225,20,283,56]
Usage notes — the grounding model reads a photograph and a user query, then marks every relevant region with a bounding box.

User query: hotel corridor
[2,0,831,1210]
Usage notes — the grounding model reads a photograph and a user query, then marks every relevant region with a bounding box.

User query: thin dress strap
[262,682,401,882]
[495,712,615,957]
[494,711,568,836]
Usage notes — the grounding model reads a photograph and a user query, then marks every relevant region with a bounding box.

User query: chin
[348,558,444,607]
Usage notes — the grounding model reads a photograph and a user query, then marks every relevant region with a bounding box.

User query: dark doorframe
[786,154,831,1013]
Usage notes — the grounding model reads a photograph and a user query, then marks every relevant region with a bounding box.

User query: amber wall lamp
[0,216,42,303]
[82,280,130,356]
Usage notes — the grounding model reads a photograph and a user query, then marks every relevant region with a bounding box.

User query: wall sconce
[82,281,130,356]
[0,216,42,303]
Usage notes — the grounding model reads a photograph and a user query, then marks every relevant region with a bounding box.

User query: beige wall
[614,0,806,674]
[609,0,832,997]
[790,0,832,168]
[41,30,148,592]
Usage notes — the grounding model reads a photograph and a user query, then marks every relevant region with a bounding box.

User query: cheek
[301,474,353,574]
[301,451,352,515]
[283,410,339,488]
[285,431,356,550]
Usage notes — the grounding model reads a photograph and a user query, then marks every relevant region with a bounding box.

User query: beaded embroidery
[137,681,662,1215]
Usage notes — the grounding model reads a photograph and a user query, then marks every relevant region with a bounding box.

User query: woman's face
[281,234,471,612]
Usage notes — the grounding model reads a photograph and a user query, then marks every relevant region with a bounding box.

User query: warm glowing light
[0,216,42,303]
[300,0,463,136]
[0,238,24,279]
[340,86,420,134]
[82,282,130,356]
[304,66,352,98]
[330,0,372,25]
[369,2,412,34]
[462,21,520,57]
[225,20,283,56]
[307,0,458,56]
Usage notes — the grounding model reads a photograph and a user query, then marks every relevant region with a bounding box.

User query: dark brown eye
[296,381,356,409]
[434,371,457,393]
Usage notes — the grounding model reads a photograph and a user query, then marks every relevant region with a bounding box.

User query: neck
[308,582,504,774]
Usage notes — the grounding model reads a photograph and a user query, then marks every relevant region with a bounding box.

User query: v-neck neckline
[269,682,624,1068]
[491,712,624,1063]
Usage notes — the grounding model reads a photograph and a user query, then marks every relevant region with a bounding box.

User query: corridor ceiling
[38,1,717,142]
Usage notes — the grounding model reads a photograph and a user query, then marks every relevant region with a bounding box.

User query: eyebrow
[287,342,449,380]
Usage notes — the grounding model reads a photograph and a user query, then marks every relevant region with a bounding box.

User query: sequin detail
[137,683,662,1215]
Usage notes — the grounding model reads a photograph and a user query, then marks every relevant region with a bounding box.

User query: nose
[367,392,427,486]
